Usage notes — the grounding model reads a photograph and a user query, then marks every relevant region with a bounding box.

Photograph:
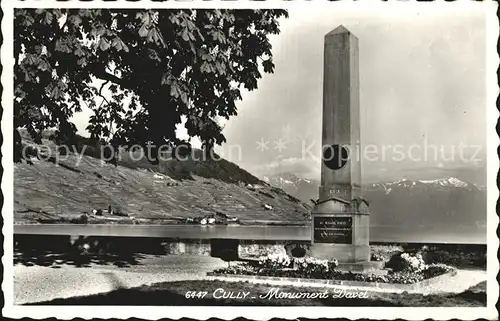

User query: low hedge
[421,249,486,268]
[371,245,486,269]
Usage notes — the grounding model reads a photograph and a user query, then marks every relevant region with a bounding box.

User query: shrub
[291,246,306,258]
[70,214,89,224]
[295,257,328,277]
[258,253,292,270]
[294,257,338,277]
[370,252,384,262]
[401,252,426,272]
[422,263,456,279]
[255,253,339,275]
[253,254,340,278]
[370,245,404,263]
[386,252,426,272]
[213,263,256,275]
[27,145,40,157]
[474,254,487,267]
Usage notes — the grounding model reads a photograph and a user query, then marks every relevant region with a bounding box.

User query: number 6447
[185,291,208,299]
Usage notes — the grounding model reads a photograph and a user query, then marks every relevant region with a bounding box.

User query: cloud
[249,157,321,180]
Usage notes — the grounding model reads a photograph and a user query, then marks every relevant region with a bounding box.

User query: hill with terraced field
[14,132,310,225]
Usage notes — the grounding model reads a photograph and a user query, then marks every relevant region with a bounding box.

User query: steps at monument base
[336,261,386,274]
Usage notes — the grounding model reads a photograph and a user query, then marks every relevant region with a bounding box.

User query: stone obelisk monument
[310,26,371,265]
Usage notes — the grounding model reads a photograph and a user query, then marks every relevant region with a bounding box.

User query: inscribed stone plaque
[313,216,352,244]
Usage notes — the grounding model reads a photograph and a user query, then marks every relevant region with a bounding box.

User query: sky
[73,5,488,182]
[215,6,488,181]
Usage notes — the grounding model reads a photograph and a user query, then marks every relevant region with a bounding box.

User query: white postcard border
[2,1,498,319]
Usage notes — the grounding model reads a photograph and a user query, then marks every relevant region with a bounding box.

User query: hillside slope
[14,137,310,225]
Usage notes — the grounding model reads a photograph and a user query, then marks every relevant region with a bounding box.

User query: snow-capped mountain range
[370,177,482,194]
[263,173,484,200]
[373,177,474,188]
[263,172,312,187]
[262,172,487,243]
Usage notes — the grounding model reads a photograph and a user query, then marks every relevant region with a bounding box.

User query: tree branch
[90,64,130,89]
[98,80,110,102]
[95,70,127,87]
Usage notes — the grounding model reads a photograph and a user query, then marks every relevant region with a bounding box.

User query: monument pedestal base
[336,261,385,273]
[309,243,370,263]
[310,198,370,264]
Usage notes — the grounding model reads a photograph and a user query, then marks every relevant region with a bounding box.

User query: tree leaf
[181,92,188,105]
[37,59,50,71]
[77,58,87,67]
[170,84,179,98]
[43,12,54,25]
[99,38,110,51]
[21,13,35,27]
[196,29,205,42]
[139,24,149,37]
[34,45,43,55]
[24,71,32,82]
[141,11,151,25]
[24,54,38,65]
[97,26,107,37]
[109,84,118,93]
[50,85,61,99]
[74,47,86,57]
[155,28,166,47]
[112,37,128,52]
[69,15,83,27]
[122,42,129,53]
[262,59,274,73]
[182,28,190,42]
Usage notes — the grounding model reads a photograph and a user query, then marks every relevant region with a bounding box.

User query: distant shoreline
[13,223,486,246]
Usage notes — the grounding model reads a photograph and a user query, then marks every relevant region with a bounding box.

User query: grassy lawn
[29,280,486,307]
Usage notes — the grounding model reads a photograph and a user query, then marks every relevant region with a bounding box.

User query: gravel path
[417,269,487,295]
[14,255,227,304]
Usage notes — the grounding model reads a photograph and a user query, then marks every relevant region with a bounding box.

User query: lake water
[14,224,487,244]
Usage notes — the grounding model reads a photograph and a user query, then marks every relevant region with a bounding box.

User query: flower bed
[212,252,456,285]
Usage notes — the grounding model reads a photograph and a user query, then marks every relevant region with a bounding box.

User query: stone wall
[162,240,212,256]
[15,235,311,260]
[238,240,311,258]
[238,241,287,258]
